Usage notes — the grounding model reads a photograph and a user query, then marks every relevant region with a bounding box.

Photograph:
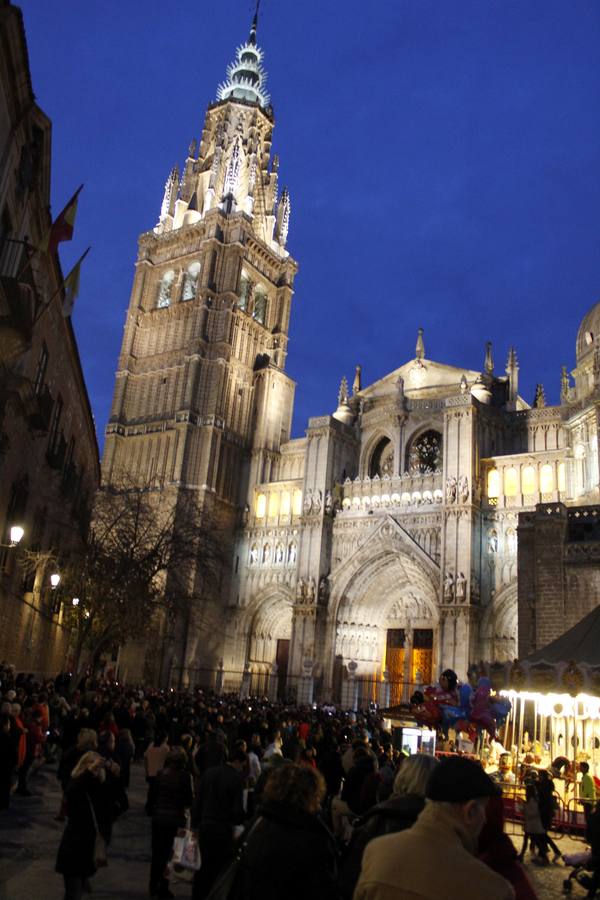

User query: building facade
[104,14,600,697]
[0,1,100,674]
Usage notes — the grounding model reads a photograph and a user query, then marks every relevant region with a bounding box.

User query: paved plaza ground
[0,761,591,900]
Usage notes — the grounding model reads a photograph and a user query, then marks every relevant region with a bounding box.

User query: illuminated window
[238,272,250,311]
[255,493,266,518]
[268,492,279,518]
[253,289,267,325]
[182,261,201,300]
[522,465,536,495]
[558,462,566,493]
[280,491,291,516]
[292,490,302,516]
[157,269,175,308]
[487,469,500,498]
[504,467,518,497]
[540,464,554,494]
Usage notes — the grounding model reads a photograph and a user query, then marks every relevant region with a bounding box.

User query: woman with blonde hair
[337,753,439,898]
[55,751,111,900]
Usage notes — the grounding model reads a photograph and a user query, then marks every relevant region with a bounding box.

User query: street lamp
[72,597,80,607]
[50,572,61,590]
[9,525,24,547]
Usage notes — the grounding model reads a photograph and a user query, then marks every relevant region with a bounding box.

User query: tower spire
[415,327,425,360]
[217,5,270,109]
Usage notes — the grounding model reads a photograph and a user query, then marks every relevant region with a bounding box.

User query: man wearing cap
[354,756,515,900]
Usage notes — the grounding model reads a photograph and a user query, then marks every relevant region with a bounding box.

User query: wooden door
[386,628,405,706]
[411,628,433,685]
[276,639,290,698]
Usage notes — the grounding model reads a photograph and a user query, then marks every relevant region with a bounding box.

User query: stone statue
[313,490,322,513]
[318,575,329,602]
[456,571,466,601]
[296,578,306,601]
[446,476,457,504]
[275,544,284,564]
[303,491,312,514]
[288,543,297,564]
[325,491,333,515]
[249,546,258,565]
[459,475,469,503]
[444,571,455,600]
[306,577,316,603]
[460,374,468,394]
[488,531,499,554]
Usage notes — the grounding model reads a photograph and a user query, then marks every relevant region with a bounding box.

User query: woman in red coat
[478,794,539,900]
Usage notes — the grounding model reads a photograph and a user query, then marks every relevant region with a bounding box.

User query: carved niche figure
[443,571,455,601]
[262,544,271,564]
[313,490,322,513]
[325,491,333,515]
[249,545,258,565]
[303,491,312,514]
[459,476,469,503]
[318,575,329,603]
[455,572,466,601]
[287,543,297,564]
[488,530,499,554]
[296,578,306,602]
[305,577,316,603]
[275,544,284,564]
[445,476,457,504]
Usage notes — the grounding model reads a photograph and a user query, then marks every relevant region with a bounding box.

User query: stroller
[563,849,598,896]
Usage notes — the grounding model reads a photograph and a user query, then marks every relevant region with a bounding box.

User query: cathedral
[102,13,600,700]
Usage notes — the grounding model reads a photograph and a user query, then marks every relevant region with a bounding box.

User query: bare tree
[59,480,226,684]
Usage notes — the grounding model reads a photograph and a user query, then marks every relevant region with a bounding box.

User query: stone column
[239,663,251,700]
[341,660,359,711]
[267,663,279,702]
[215,659,225,696]
[297,658,314,705]
[378,670,391,709]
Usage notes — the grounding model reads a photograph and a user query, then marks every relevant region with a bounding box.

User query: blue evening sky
[18,1,600,449]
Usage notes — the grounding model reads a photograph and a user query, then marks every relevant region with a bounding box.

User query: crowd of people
[1,661,600,900]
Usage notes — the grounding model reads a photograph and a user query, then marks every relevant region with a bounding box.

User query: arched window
[238,272,250,311]
[268,492,279,518]
[487,469,500,498]
[369,437,394,478]
[182,261,201,300]
[540,464,554,494]
[558,462,566,493]
[406,430,442,474]
[522,465,536,495]
[157,270,175,308]
[253,289,267,325]
[504,467,518,497]
[255,493,266,518]
[280,491,291,517]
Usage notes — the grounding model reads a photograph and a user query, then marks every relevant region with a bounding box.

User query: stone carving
[443,571,455,602]
[287,543,297,564]
[275,544,284,564]
[488,530,499,554]
[445,476,457,504]
[313,490,322,513]
[296,578,306,601]
[303,491,312,514]
[249,546,258,565]
[306,577,316,603]
[318,575,329,603]
[455,571,466,602]
[459,476,469,503]
[325,491,333,515]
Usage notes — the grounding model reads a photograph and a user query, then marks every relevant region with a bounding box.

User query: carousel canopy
[527,603,600,666]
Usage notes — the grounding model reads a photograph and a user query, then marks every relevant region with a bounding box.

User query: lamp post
[0,524,25,549]
[50,572,61,590]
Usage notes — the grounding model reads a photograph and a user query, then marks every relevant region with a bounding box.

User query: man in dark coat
[191,750,247,899]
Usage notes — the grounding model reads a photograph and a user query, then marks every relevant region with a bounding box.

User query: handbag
[87,794,108,868]
[205,816,263,900]
[171,814,202,881]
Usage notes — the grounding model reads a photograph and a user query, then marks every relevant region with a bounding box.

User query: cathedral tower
[102,12,298,684]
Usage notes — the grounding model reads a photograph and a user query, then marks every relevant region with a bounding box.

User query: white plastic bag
[171,823,201,881]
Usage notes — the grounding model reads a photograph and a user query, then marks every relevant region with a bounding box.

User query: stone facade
[0,2,100,674]
[104,14,600,696]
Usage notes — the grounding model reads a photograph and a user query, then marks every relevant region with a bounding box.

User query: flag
[41,184,83,256]
[62,246,90,317]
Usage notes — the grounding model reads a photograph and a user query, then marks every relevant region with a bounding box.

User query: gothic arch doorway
[246,590,293,694]
[480,582,517,662]
[331,542,439,704]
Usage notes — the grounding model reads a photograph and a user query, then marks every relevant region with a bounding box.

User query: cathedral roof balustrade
[338,471,444,514]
